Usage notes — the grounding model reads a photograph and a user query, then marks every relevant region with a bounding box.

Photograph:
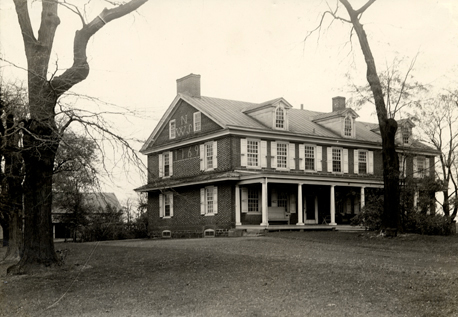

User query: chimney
[177,73,201,98]
[332,96,346,112]
[300,103,304,110]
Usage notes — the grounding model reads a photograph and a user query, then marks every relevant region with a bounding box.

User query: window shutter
[271,188,278,207]
[343,149,349,173]
[241,187,248,213]
[169,151,173,176]
[159,194,164,218]
[240,139,247,167]
[213,141,218,169]
[327,147,332,172]
[289,193,296,214]
[158,154,164,177]
[289,143,295,170]
[368,151,374,174]
[272,142,277,168]
[316,146,322,171]
[413,157,418,178]
[200,144,205,171]
[298,144,305,171]
[169,194,174,217]
[261,141,267,168]
[200,188,206,215]
[354,150,359,174]
[213,186,218,214]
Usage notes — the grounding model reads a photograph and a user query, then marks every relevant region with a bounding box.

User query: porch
[237,224,335,232]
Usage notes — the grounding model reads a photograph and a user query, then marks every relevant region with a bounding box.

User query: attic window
[344,116,352,137]
[275,107,285,129]
[402,126,410,144]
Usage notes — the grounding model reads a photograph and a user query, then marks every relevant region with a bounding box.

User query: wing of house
[135,74,439,236]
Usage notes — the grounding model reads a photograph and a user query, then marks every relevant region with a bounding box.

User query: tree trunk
[2,223,9,248]
[340,0,400,236]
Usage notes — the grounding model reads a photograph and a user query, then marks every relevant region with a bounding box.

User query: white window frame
[275,106,285,130]
[272,141,289,170]
[414,156,429,178]
[200,141,218,171]
[158,151,173,178]
[354,149,374,174]
[327,147,348,173]
[200,186,218,216]
[169,119,176,139]
[402,126,410,144]
[342,115,354,138]
[193,112,201,132]
[299,144,322,172]
[159,193,173,218]
[241,138,267,169]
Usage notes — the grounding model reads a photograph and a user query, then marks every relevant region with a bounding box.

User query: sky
[1,0,457,205]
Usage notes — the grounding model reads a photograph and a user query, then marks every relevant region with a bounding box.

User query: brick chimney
[177,73,201,98]
[332,96,346,112]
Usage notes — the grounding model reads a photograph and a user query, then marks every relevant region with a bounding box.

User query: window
[304,146,315,170]
[277,192,288,208]
[248,189,259,212]
[169,119,176,139]
[415,156,428,178]
[276,143,288,169]
[358,151,367,174]
[159,152,173,178]
[200,141,218,171]
[332,148,342,172]
[399,155,406,178]
[193,112,201,132]
[344,116,352,137]
[200,186,218,215]
[159,193,173,218]
[402,126,410,144]
[247,140,259,167]
[275,107,285,129]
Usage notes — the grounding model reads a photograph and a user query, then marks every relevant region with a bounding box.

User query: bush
[351,194,383,231]
[404,213,454,236]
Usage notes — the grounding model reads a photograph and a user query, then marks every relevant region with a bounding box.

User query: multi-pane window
[163,152,170,177]
[304,146,315,170]
[248,189,259,212]
[164,194,171,217]
[402,126,410,144]
[332,148,342,172]
[169,119,176,139]
[358,151,367,174]
[206,186,214,214]
[275,107,285,129]
[277,192,288,208]
[417,156,426,177]
[344,116,352,137]
[247,140,259,167]
[194,112,201,132]
[276,143,288,168]
[206,142,213,169]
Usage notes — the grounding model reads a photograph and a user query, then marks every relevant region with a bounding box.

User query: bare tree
[9,0,148,274]
[414,92,458,220]
[307,0,405,235]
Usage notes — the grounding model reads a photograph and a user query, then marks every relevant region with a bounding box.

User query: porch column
[360,186,365,210]
[261,178,268,226]
[296,183,304,225]
[235,185,241,226]
[330,185,337,225]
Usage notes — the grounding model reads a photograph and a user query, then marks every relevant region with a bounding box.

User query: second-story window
[275,107,285,129]
[200,141,218,171]
[247,140,259,167]
[358,151,367,174]
[163,152,171,177]
[332,148,342,172]
[344,116,352,137]
[304,146,315,170]
[276,143,288,169]
[169,119,176,139]
[414,156,428,178]
[159,151,173,178]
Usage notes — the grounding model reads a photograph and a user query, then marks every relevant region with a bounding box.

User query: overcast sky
[1,0,457,204]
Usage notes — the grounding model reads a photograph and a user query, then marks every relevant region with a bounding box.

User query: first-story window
[201,186,218,215]
[248,189,259,212]
[159,193,173,218]
[399,154,406,178]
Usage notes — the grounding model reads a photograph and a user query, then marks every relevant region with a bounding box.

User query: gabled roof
[52,192,122,214]
[312,108,359,122]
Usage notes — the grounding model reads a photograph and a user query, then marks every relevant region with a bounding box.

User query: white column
[297,183,304,225]
[330,185,337,225]
[360,186,365,210]
[235,184,241,226]
[314,196,319,224]
[261,179,268,226]
[53,224,56,239]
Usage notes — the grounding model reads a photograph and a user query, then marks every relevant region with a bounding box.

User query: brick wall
[147,183,235,235]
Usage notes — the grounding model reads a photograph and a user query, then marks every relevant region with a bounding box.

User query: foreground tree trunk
[340,0,400,235]
[10,0,148,274]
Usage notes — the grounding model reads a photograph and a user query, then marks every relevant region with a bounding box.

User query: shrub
[404,212,454,236]
[350,194,383,231]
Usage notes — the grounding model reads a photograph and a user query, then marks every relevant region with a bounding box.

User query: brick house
[135,74,437,236]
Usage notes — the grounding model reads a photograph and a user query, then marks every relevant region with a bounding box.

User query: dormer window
[402,126,410,144]
[275,107,285,129]
[342,115,354,138]
[344,116,352,136]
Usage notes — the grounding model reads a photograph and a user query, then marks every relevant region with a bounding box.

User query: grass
[1,231,457,317]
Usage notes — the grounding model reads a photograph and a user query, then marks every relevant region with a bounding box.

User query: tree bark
[340,0,400,235]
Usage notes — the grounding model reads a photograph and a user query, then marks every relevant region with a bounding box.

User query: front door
[304,195,317,224]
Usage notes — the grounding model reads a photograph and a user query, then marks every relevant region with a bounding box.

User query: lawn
[1,231,457,317]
